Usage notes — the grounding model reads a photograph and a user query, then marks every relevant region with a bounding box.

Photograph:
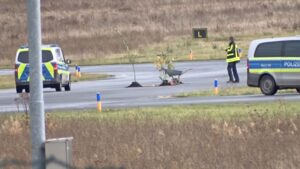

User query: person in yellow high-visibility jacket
[225,36,240,83]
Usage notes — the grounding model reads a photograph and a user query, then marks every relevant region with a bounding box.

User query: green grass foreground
[176,86,298,97]
[0,73,110,89]
[46,101,300,120]
[1,102,299,169]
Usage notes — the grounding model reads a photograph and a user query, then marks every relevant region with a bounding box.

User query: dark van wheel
[260,75,277,95]
[296,88,300,94]
[65,75,71,91]
[16,87,23,93]
[55,83,62,92]
[65,82,71,91]
[25,87,30,93]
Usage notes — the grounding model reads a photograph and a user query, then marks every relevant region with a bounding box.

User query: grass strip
[0,74,15,89]
[41,101,300,122]
[0,73,111,89]
[71,73,112,82]
[176,86,297,97]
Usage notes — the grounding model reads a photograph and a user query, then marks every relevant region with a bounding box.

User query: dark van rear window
[17,50,53,63]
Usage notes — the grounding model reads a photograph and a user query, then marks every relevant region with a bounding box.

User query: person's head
[229,36,235,43]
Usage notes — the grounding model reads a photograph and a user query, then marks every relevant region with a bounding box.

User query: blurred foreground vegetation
[1,102,300,168]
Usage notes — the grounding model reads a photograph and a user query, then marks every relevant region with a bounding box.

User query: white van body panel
[247,36,300,93]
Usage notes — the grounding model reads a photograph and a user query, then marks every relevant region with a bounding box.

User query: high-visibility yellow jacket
[226,43,240,63]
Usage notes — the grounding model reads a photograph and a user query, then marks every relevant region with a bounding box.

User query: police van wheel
[260,75,277,95]
[296,88,300,94]
[55,83,62,92]
[25,87,30,93]
[16,87,23,93]
[65,75,71,91]
[65,83,71,91]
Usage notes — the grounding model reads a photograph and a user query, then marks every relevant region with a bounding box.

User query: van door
[42,50,55,82]
[281,41,300,86]
[16,51,30,83]
[253,42,284,85]
[54,48,69,84]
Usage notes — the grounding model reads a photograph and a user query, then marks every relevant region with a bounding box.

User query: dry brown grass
[0,0,299,67]
[0,103,300,169]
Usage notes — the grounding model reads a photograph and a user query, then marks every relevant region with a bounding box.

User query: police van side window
[284,41,300,57]
[254,42,283,58]
[55,49,64,62]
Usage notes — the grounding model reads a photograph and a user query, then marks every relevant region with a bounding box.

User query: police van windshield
[17,50,53,63]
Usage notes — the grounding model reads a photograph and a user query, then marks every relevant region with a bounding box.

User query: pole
[27,0,46,168]
[77,66,81,78]
[96,92,102,112]
[214,79,219,95]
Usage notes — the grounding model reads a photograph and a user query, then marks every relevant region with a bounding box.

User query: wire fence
[0,157,125,169]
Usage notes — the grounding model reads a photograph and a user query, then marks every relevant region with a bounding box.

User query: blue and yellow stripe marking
[19,65,30,81]
[17,63,56,81]
[43,63,54,80]
[249,58,300,74]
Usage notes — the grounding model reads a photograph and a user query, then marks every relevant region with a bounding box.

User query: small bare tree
[123,39,138,83]
[14,93,30,116]
[117,29,142,87]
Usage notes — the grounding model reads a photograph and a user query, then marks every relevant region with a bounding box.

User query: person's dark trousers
[227,61,239,82]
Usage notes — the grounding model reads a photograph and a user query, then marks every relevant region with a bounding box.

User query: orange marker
[189,49,193,60]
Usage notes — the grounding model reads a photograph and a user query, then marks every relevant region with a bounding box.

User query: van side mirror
[65,59,72,64]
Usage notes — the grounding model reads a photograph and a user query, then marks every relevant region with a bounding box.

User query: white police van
[15,44,72,93]
[247,36,300,95]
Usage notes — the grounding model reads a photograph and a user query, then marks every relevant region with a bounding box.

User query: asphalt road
[1,60,300,113]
